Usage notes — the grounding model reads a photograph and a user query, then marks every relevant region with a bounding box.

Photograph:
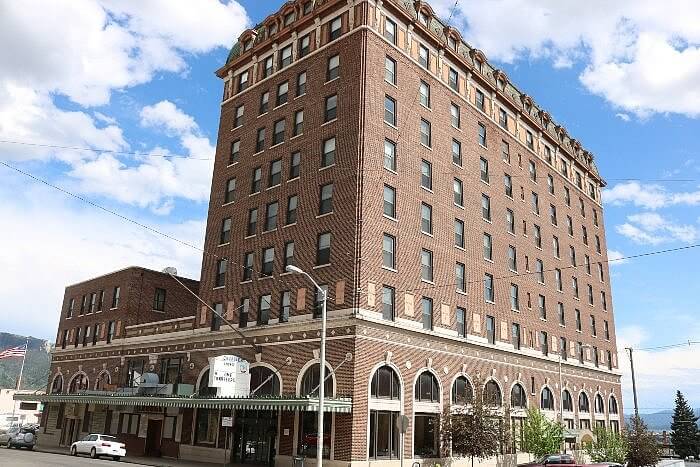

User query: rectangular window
[264,201,278,231]
[384,139,397,171]
[454,178,464,206]
[588,284,595,305]
[317,232,331,265]
[383,184,396,218]
[478,193,490,220]
[382,234,396,269]
[273,119,286,145]
[536,259,545,283]
[294,110,304,136]
[269,159,282,187]
[529,160,537,182]
[319,183,334,214]
[455,219,465,248]
[421,297,433,330]
[229,139,240,164]
[534,224,542,248]
[112,287,121,309]
[604,320,610,340]
[262,56,273,78]
[478,123,487,147]
[284,241,295,269]
[215,258,227,287]
[327,54,340,81]
[322,137,336,167]
[480,157,489,183]
[324,94,338,122]
[224,178,236,204]
[449,68,459,91]
[456,262,466,293]
[475,89,485,111]
[567,215,574,236]
[421,249,433,282]
[486,315,495,344]
[421,160,432,190]
[89,293,96,313]
[239,298,249,328]
[238,70,249,92]
[277,81,289,106]
[451,139,462,167]
[526,130,534,150]
[258,295,271,325]
[234,105,244,128]
[384,95,397,126]
[575,309,582,332]
[541,331,549,355]
[420,202,432,234]
[504,173,513,197]
[538,294,547,319]
[531,192,540,214]
[510,284,520,310]
[385,56,396,85]
[548,174,555,194]
[450,103,460,128]
[329,16,342,41]
[501,140,510,163]
[419,80,430,107]
[550,204,558,226]
[483,233,493,260]
[564,187,571,206]
[418,44,429,68]
[420,119,431,147]
[280,291,291,323]
[286,195,298,225]
[251,167,262,193]
[297,71,307,96]
[256,128,266,152]
[591,314,597,337]
[290,151,301,179]
[484,273,494,302]
[506,209,515,234]
[385,18,397,44]
[508,245,518,271]
[106,321,115,344]
[572,276,580,298]
[382,286,395,321]
[220,217,232,244]
[279,44,293,69]
[512,323,521,350]
[558,302,566,326]
[553,236,560,258]
[247,208,258,236]
[570,246,577,266]
[298,34,310,57]
[499,108,508,128]
[560,337,568,360]
[595,235,602,254]
[456,307,466,337]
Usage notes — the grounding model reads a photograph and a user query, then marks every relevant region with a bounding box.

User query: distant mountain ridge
[626,409,700,432]
[0,332,52,391]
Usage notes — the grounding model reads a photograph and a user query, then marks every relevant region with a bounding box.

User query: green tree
[440,378,500,467]
[585,426,628,463]
[626,415,660,467]
[521,407,564,458]
[671,390,699,459]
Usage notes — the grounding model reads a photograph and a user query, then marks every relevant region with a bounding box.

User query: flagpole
[11,338,29,427]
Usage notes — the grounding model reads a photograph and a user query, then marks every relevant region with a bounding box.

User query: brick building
[23,0,622,465]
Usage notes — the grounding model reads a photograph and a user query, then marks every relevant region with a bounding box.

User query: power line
[0,139,213,161]
[634,340,700,352]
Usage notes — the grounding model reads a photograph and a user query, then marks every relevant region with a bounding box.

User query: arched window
[68,373,88,393]
[95,372,111,390]
[50,375,63,394]
[250,366,281,396]
[484,380,502,407]
[300,363,334,397]
[414,371,440,403]
[595,394,605,414]
[451,376,473,405]
[510,383,527,409]
[609,396,618,415]
[578,392,590,413]
[371,365,401,400]
[562,390,573,412]
[541,387,555,410]
[198,370,217,397]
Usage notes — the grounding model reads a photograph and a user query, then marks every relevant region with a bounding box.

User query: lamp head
[285,265,304,274]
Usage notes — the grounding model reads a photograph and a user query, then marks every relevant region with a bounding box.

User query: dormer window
[476,60,483,73]
[243,39,253,51]
[303,2,313,15]
[284,12,295,26]
[448,36,457,50]
[269,23,278,36]
[419,11,429,27]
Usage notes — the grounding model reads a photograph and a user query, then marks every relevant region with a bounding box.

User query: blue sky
[1,0,698,412]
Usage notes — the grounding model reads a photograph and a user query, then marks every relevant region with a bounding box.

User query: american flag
[0,345,26,360]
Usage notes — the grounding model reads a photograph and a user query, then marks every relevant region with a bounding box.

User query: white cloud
[616,212,698,245]
[615,113,631,122]
[607,249,628,265]
[429,0,700,117]
[617,325,700,411]
[0,175,204,340]
[140,100,197,135]
[604,181,700,209]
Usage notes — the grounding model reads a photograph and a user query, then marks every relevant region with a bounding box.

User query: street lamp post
[286,265,328,467]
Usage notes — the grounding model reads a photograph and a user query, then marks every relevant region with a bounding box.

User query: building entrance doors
[145,419,162,457]
[232,410,277,465]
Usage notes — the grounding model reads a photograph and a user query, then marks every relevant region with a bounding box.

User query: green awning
[14,393,352,413]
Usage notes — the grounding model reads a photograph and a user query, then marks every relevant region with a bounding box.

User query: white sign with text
[208,355,251,398]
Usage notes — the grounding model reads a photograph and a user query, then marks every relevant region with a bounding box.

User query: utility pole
[626,347,640,418]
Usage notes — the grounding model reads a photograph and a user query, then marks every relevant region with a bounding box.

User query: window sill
[420,103,432,112]
[321,118,337,127]
[226,161,239,168]
[110,307,118,311]
[456,290,468,296]
[319,164,335,172]
[152,309,165,313]
[222,201,234,207]
[283,222,297,228]
[420,279,435,285]
[240,280,253,285]
[294,93,306,100]
[383,214,398,222]
[212,286,225,290]
[273,102,288,111]
[218,242,230,247]
[266,184,281,191]
[421,186,434,194]
[253,150,264,156]
[421,231,434,238]
[288,176,300,183]
[262,229,277,235]
[455,245,466,251]
[385,80,398,89]
[385,122,398,130]
[381,266,397,273]
[485,300,496,305]
[244,234,256,239]
[259,276,273,281]
[290,133,303,140]
[316,212,334,219]
[420,143,432,151]
[325,76,340,85]
[313,264,331,270]
[478,143,488,150]
[269,142,285,150]
[257,112,268,119]
[231,125,243,132]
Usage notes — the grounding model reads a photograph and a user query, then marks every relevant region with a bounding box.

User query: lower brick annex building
[21,0,623,466]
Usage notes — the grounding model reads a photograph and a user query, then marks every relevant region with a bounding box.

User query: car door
[86,434,98,452]
[78,435,91,453]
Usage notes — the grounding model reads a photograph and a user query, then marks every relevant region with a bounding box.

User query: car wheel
[112,456,121,461]
[70,445,77,456]
[90,447,97,459]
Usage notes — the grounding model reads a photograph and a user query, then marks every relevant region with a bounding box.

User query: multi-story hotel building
[23,0,622,465]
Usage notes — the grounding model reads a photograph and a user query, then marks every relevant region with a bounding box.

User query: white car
[70,433,126,461]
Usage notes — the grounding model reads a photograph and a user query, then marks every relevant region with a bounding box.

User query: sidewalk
[36,445,230,467]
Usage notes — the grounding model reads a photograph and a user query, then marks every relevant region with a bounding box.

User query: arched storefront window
[511,383,527,409]
[197,369,217,397]
[609,396,618,414]
[50,375,63,394]
[562,390,573,412]
[300,363,334,398]
[68,373,89,393]
[249,366,281,396]
[579,392,590,413]
[595,394,605,414]
[451,376,473,405]
[95,372,111,390]
[541,387,555,410]
[371,365,400,400]
[414,371,440,403]
[484,380,502,407]
[298,363,333,458]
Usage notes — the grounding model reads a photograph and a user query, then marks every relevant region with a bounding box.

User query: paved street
[0,447,141,466]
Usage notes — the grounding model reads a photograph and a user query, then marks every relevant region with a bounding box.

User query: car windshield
[101,435,119,442]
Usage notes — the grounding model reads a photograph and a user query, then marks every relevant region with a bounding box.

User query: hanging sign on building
[208,355,251,398]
